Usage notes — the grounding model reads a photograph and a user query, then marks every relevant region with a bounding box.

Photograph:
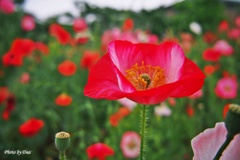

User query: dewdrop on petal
[55,131,70,152]
[225,104,240,137]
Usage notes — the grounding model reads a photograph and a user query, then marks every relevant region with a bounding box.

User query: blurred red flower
[2,95,15,120]
[58,60,77,76]
[11,38,36,56]
[204,65,217,76]
[73,18,88,33]
[109,107,130,126]
[202,48,221,62]
[84,40,205,105]
[122,18,134,31]
[21,15,35,31]
[186,105,194,117]
[80,50,100,70]
[120,131,140,158]
[35,42,49,55]
[218,20,229,32]
[203,32,217,44]
[222,104,230,119]
[86,143,114,160]
[55,93,72,106]
[0,87,9,104]
[2,51,23,66]
[0,0,15,14]
[49,23,71,45]
[215,75,238,99]
[19,118,44,137]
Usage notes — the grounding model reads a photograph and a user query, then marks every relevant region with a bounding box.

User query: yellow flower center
[125,61,166,90]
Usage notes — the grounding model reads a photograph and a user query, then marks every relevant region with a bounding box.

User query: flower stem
[213,134,234,160]
[139,104,148,160]
[59,151,67,160]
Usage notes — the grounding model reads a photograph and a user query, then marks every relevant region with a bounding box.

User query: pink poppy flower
[215,76,238,99]
[213,40,233,56]
[86,143,114,160]
[84,40,205,105]
[121,131,140,158]
[0,0,15,14]
[191,122,240,160]
[19,72,30,84]
[227,28,240,40]
[21,15,35,31]
[73,18,88,33]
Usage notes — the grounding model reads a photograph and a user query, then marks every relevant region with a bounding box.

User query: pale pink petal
[192,122,227,160]
[221,134,240,160]
[121,131,140,158]
[117,98,137,110]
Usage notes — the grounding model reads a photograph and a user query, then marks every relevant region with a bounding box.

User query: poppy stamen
[125,61,166,90]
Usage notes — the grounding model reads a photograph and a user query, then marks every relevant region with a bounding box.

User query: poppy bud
[55,131,70,152]
[225,104,240,137]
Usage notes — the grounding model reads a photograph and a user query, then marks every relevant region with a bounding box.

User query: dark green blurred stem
[59,151,66,160]
[213,134,234,160]
[139,105,148,160]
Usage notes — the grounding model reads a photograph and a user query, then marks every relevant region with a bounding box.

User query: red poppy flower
[58,60,77,76]
[203,32,217,44]
[84,40,205,105]
[19,118,44,137]
[109,107,130,126]
[2,51,23,66]
[204,65,216,76]
[0,87,10,104]
[186,105,194,117]
[202,48,221,62]
[49,23,71,45]
[86,143,114,160]
[122,18,134,31]
[2,95,15,120]
[55,93,72,106]
[35,42,49,55]
[80,50,100,70]
[10,38,36,56]
[218,20,229,32]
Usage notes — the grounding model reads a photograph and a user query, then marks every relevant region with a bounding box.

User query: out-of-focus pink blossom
[227,28,240,40]
[19,72,30,84]
[121,131,140,158]
[213,40,233,56]
[21,15,35,31]
[235,16,240,28]
[73,18,88,33]
[215,76,238,99]
[154,102,172,117]
[191,122,240,160]
[0,0,15,14]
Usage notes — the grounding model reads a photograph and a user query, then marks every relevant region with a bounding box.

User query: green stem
[139,105,148,160]
[59,151,66,160]
[213,134,234,160]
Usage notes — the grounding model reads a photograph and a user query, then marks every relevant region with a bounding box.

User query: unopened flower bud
[225,104,240,137]
[55,131,70,152]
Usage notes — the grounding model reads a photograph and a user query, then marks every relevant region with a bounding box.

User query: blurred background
[0,0,240,159]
